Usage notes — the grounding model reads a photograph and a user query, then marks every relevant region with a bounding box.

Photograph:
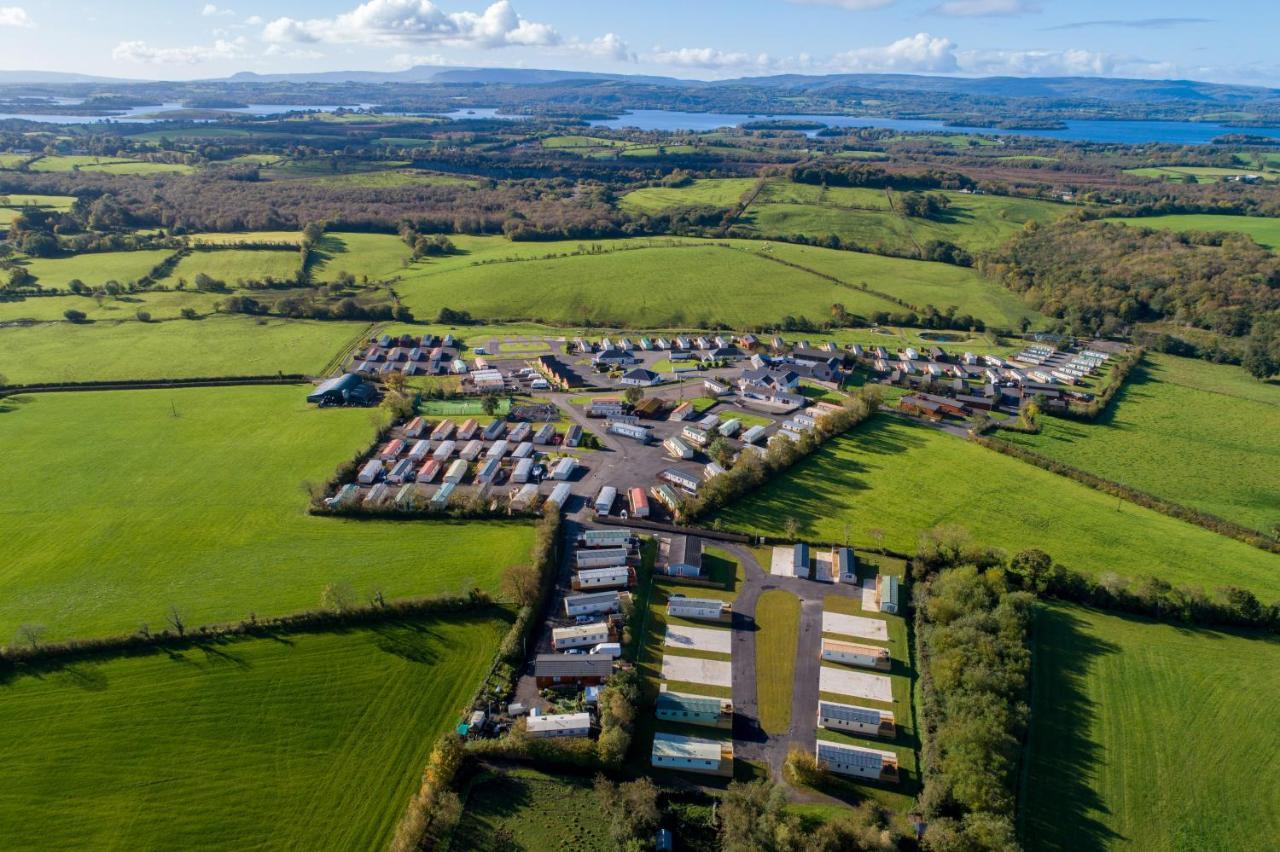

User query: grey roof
[657,692,724,715]
[533,654,614,678]
[668,535,702,567]
[819,701,884,726]
[817,741,889,769]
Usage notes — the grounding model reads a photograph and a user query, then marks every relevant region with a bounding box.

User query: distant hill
[0,70,144,85]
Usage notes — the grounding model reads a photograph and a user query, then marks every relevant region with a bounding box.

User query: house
[666,596,730,622]
[651,733,734,777]
[710,346,744,361]
[821,638,891,670]
[703,378,730,396]
[553,622,610,651]
[574,565,632,591]
[307,373,377,407]
[526,711,592,739]
[661,535,702,578]
[661,467,700,493]
[533,654,614,689]
[818,701,895,738]
[628,487,650,518]
[656,691,734,729]
[576,547,629,569]
[594,349,636,369]
[588,397,627,418]
[877,574,901,614]
[816,741,899,783]
[564,590,621,617]
[620,368,661,387]
[834,547,858,583]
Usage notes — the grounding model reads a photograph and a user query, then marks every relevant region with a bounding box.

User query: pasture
[1002,355,1280,532]
[1124,165,1277,182]
[451,767,614,851]
[0,387,533,640]
[0,612,509,850]
[0,289,224,323]
[16,249,177,289]
[755,590,801,735]
[618,178,758,214]
[170,248,301,284]
[715,416,1280,598]
[1023,603,1280,851]
[310,232,416,282]
[1107,213,1280,250]
[25,155,193,175]
[0,316,364,384]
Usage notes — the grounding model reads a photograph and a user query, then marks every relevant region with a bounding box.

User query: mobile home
[432,440,457,461]
[815,741,899,783]
[580,528,633,549]
[574,566,631,591]
[564,590,621,618]
[460,439,484,461]
[407,439,431,462]
[485,439,509,460]
[552,622,610,651]
[594,485,617,515]
[545,482,572,510]
[526,712,592,739]
[817,701,895,738]
[651,733,734,777]
[430,481,455,508]
[656,692,733,730]
[666,596,729,622]
[511,457,534,484]
[357,459,383,485]
[430,419,455,441]
[821,638,891,670]
[475,456,501,484]
[386,458,415,484]
[663,436,694,460]
[416,458,441,483]
[575,547,628,569]
[444,459,469,484]
[456,418,479,440]
[533,423,557,444]
[551,457,577,481]
[627,487,651,519]
[876,574,901,614]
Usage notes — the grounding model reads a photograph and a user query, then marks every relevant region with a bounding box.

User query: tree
[135,309,152,323]
[481,393,500,417]
[166,605,185,637]
[783,516,800,540]
[623,385,644,405]
[596,775,660,846]
[707,436,735,468]
[500,563,541,608]
[15,623,46,651]
[321,582,355,612]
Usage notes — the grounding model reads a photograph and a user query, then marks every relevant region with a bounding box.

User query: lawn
[714,416,1280,599]
[17,249,178,289]
[450,766,613,851]
[1022,603,1280,851]
[1107,213,1280,250]
[0,387,534,640]
[755,590,801,734]
[170,248,302,285]
[0,316,365,384]
[0,611,509,850]
[1000,355,1280,533]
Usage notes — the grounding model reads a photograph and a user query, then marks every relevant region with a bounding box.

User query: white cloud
[112,37,246,65]
[932,0,1037,16]
[244,15,263,25]
[577,33,634,62]
[959,47,1175,77]
[201,3,234,17]
[389,52,448,69]
[788,0,897,9]
[0,6,32,27]
[262,0,559,49]
[648,47,775,70]
[831,32,959,73]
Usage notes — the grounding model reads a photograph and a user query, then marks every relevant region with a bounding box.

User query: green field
[1107,213,1280,250]
[0,612,508,850]
[0,316,363,384]
[25,155,193,175]
[171,248,301,284]
[715,416,1280,598]
[755,589,801,734]
[451,767,612,851]
[310,232,417,282]
[190,231,302,246]
[290,169,475,189]
[1023,603,1280,851]
[17,249,176,289]
[618,178,758,214]
[0,289,229,324]
[1124,166,1277,183]
[0,193,77,209]
[1002,355,1280,532]
[0,387,534,639]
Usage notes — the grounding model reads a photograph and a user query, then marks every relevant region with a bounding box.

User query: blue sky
[0,1,1275,85]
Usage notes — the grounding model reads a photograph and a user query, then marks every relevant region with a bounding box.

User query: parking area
[822,611,889,642]
[664,624,734,656]
[819,665,894,703]
[662,655,733,688]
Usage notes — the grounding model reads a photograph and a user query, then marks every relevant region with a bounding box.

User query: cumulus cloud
[648,47,775,70]
[0,6,31,27]
[831,32,959,73]
[262,0,559,49]
[787,0,897,9]
[931,0,1037,17]
[577,33,634,62]
[201,3,234,17]
[112,37,246,65]
[959,47,1175,77]
[389,52,449,69]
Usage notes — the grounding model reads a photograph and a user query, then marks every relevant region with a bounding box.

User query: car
[574,615,596,625]
[565,648,586,655]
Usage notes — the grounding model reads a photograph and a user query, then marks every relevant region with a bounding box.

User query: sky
[0,0,1276,86]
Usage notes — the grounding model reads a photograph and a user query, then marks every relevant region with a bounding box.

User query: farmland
[1123,165,1278,182]
[0,387,534,639]
[1107,213,1280,250]
[618,177,758,214]
[23,154,194,175]
[1023,603,1280,851]
[0,612,509,851]
[1001,354,1280,532]
[309,232,416,282]
[170,248,302,284]
[0,288,225,323]
[450,767,613,851]
[715,416,1280,598]
[15,249,176,289]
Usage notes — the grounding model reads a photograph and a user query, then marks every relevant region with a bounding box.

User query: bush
[135,309,151,322]
[63,308,87,323]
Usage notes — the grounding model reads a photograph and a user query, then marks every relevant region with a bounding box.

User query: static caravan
[459,439,483,461]
[576,547,628,569]
[793,543,810,577]
[533,423,557,444]
[387,459,415,484]
[876,574,901,614]
[818,701,895,738]
[594,486,617,515]
[511,457,534,484]
[655,692,734,730]
[650,484,682,513]
[703,462,725,480]
[475,456,501,484]
[575,566,631,591]
[407,439,431,463]
[482,420,506,441]
[456,418,479,441]
[666,596,729,622]
[815,741,898,783]
[416,458,442,483]
[681,426,710,447]
[430,481,455,508]
[432,440,457,461]
[377,439,404,461]
[834,547,858,583]
[651,733,733,777]
[664,437,694,460]
[511,441,534,460]
[363,482,391,508]
[717,418,741,438]
[821,638,891,671]
[508,421,532,443]
[588,397,626,418]
[404,416,427,438]
[661,468,700,494]
[627,487,651,519]
[357,459,383,485]
[565,425,583,448]
[671,401,695,421]
[581,528,633,549]
[546,482,572,510]
[697,414,720,431]
[741,424,768,445]
[551,457,577,481]
[485,440,509,460]
[324,483,357,509]
[511,482,540,510]
[526,711,592,739]
[444,459,469,484]
[564,590,621,617]
[608,421,651,443]
[552,622,610,651]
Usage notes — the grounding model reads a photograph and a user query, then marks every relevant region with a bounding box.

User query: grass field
[0,611,509,850]
[0,193,77,209]
[1023,603,1280,851]
[1107,213,1280,250]
[618,178,758,214]
[451,767,613,851]
[0,387,533,640]
[1001,355,1280,532]
[170,248,301,284]
[715,416,1280,598]
[0,316,364,384]
[25,155,193,175]
[0,289,226,323]
[755,590,801,735]
[189,231,303,246]
[1124,165,1277,183]
[310,232,416,282]
[17,249,177,289]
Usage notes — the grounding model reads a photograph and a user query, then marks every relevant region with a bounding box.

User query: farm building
[664,436,694,460]
[574,566,632,591]
[660,468,700,493]
[656,692,734,729]
[818,701,895,738]
[552,622,610,651]
[877,575,901,614]
[533,654,614,688]
[444,459,469,484]
[432,440,456,461]
[546,482,572,510]
[460,439,484,461]
[357,459,383,485]
[821,638,891,670]
[667,596,730,622]
[576,547,628,569]
[307,373,376,407]
[661,535,702,578]
[511,457,534,484]
[627,487,651,519]
[651,733,734,777]
[594,485,617,515]
[564,591,621,617]
[526,712,592,739]
[580,528,633,548]
[815,742,899,783]
[835,547,858,583]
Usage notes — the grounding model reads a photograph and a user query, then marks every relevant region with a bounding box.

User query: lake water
[0,101,369,124]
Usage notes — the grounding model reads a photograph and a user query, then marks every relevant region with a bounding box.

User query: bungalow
[307,373,377,407]
[876,574,901,614]
[661,467,700,493]
[739,333,759,349]
[533,654,614,689]
[651,733,733,777]
[739,367,799,390]
[791,361,838,383]
[574,565,632,591]
[661,535,703,578]
[666,596,730,622]
[815,742,899,783]
[620,368,661,387]
[821,638,891,671]
[711,346,744,361]
[656,692,734,730]
[526,711,592,739]
[564,590,621,617]
[552,622,610,651]
[594,349,636,369]
[818,701,895,738]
